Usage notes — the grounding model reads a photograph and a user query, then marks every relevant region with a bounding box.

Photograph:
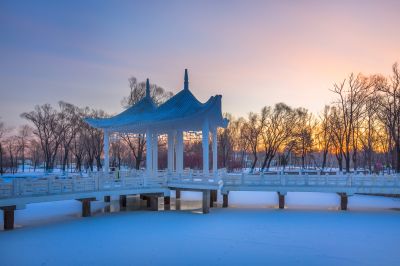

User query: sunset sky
[1,0,399,127]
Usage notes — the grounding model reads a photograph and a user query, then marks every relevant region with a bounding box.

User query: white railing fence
[222,172,400,188]
[166,169,223,186]
[0,170,167,199]
[1,170,400,199]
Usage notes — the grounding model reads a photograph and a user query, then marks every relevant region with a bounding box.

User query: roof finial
[184,69,189,90]
[146,78,150,98]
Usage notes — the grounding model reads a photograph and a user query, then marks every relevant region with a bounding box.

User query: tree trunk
[321,150,328,170]
[75,156,82,172]
[89,159,94,172]
[62,148,69,172]
[337,156,343,172]
[266,156,274,171]
[345,151,350,173]
[396,141,400,173]
[352,150,357,171]
[96,155,102,170]
[135,155,142,170]
[260,156,268,171]
[21,147,25,172]
[250,154,258,172]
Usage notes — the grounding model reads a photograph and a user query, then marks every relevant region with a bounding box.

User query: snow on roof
[85,70,228,132]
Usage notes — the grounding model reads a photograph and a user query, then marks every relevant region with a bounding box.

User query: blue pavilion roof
[85,70,228,132]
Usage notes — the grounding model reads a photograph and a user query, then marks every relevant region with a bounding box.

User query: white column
[146,129,152,176]
[152,133,158,174]
[176,130,184,174]
[202,119,209,175]
[167,131,175,172]
[212,127,218,175]
[103,130,109,173]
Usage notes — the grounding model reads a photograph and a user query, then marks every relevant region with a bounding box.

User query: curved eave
[85,97,156,128]
[86,94,226,132]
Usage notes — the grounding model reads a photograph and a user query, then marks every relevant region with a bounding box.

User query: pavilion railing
[166,169,223,187]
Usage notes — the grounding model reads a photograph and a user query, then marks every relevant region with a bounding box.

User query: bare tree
[279,139,297,170]
[58,101,81,172]
[259,103,297,171]
[120,77,173,169]
[16,125,32,172]
[316,106,333,170]
[120,133,145,170]
[71,131,85,172]
[29,138,42,172]
[329,106,345,171]
[82,108,107,171]
[0,120,10,175]
[110,137,125,169]
[217,113,235,169]
[231,117,248,169]
[331,73,372,172]
[5,136,18,174]
[375,63,400,172]
[358,88,381,171]
[121,77,173,107]
[21,104,65,171]
[293,108,316,169]
[241,112,262,172]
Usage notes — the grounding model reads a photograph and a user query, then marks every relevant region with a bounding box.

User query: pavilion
[85,69,228,178]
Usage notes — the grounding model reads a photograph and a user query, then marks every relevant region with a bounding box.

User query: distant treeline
[0,63,399,174]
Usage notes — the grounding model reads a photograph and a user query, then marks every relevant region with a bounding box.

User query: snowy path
[0,192,400,265]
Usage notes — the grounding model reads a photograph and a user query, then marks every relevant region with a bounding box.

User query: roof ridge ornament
[184,69,189,91]
[146,78,150,99]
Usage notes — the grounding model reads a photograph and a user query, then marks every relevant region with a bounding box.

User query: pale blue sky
[1,0,399,127]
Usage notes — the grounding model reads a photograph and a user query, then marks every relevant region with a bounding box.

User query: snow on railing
[0,170,166,199]
[0,179,13,198]
[222,172,400,187]
[166,169,222,186]
[1,170,399,199]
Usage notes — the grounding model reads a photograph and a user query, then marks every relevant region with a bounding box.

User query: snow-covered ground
[1,192,400,265]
